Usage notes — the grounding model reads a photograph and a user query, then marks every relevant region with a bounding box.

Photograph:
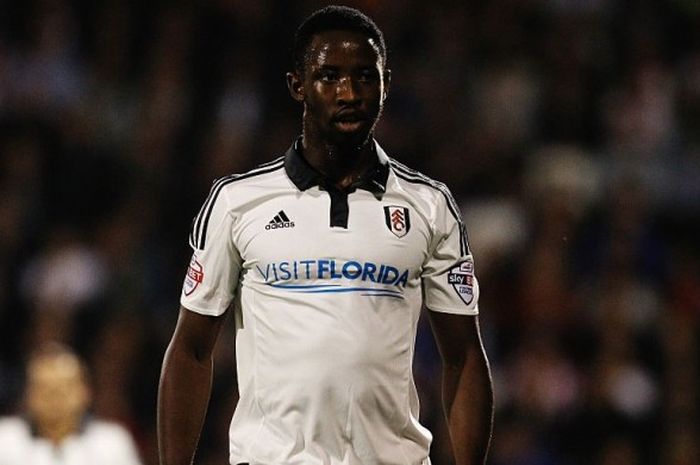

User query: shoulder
[216,156,286,191]
[387,157,469,254]
[0,416,30,440]
[389,158,453,198]
[388,157,461,216]
[0,417,32,461]
[84,420,136,444]
[82,420,141,463]
[190,156,287,249]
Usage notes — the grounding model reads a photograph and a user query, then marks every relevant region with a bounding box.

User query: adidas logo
[265,210,295,230]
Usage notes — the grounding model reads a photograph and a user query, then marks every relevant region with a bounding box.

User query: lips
[333,110,365,123]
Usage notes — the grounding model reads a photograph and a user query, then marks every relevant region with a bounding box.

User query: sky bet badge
[184,254,204,296]
[448,259,475,305]
[384,206,410,238]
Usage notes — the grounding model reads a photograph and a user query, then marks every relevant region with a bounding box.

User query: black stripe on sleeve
[390,161,469,256]
[193,155,285,244]
[191,176,233,248]
[191,158,284,249]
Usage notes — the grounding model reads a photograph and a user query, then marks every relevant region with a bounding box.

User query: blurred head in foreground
[24,344,90,444]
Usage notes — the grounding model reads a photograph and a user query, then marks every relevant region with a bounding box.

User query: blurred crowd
[1,0,699,464]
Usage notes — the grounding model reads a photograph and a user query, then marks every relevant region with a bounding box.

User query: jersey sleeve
[180,180,241,316]
[421,188,479,315]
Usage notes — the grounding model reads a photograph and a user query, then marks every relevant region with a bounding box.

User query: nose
[336,76,359,105]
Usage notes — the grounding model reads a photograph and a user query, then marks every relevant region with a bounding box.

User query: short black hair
[293,5,387,74]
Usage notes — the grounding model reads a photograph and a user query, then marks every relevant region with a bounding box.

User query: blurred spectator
[0,344,142,465]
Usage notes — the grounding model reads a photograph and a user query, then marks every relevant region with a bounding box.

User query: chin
[332,132,371,150]
[328,124,375,148]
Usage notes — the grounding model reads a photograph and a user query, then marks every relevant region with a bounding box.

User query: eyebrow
[316,64,378,70]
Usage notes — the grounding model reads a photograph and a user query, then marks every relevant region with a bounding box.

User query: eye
[358,69,379,82]
[319,70,339,82]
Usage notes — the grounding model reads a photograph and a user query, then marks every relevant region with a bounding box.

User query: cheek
[304,88,334,119]
[367,93,383,114]
[307,84,333,105]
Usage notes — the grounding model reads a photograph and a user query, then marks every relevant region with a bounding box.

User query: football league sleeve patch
[421,193,479,316]
[447,257,477,306]
[180,183,241,316]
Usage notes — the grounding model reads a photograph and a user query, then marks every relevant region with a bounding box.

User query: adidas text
[266,221,295,230]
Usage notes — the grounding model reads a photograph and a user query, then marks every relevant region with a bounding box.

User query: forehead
[29,355,83,386]
[306,30,383,69]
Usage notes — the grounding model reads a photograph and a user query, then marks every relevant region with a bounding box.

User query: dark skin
[158,29,493,465]
[158,307,224,465]
[428,312,494,465]
[286,30,390,190]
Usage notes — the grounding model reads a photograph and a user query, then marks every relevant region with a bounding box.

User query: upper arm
[168,306,227,362]
[427,310,482,367]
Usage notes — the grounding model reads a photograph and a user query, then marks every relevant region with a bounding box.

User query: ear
[286,71,304,102]
[382,68,392,102]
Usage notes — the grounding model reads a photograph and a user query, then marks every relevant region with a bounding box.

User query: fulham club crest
[384,206,411,238]
[184,255,204,296]
[448,259,475,305]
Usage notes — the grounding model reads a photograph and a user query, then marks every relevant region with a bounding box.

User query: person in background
[0,344,143,465]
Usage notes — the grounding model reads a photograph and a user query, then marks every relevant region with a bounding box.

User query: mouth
[332,111,367,132]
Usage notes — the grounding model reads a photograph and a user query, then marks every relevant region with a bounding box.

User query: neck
[301,133,375,190]
[36,418,81,445]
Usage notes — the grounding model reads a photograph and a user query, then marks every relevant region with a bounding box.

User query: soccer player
[0,344,143,465]
[158,5,493,465]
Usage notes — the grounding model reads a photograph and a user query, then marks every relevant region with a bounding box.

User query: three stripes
[189,157,285,250]
[388,159,470,257]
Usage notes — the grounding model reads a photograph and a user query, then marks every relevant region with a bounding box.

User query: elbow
[165,337,213,369]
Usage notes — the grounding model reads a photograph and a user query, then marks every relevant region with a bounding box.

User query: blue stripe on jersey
[361,293,404,299]
[190,158,285,250]
[268,283,342,289]
[266,282,403,296]
[389,160,469,257]
[296,287,402,295]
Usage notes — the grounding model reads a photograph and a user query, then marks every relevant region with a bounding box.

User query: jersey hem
[180,300,227,317]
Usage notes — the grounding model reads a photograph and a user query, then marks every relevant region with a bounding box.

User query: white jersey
[0,417,142,465]
[181,139,480,465]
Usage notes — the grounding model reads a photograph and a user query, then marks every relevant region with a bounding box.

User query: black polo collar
[284,137,389,197]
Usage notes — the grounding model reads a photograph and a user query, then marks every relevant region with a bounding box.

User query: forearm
[158,342,214,465]
[442,346,494,465]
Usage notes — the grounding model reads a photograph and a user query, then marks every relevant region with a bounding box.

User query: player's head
[25,344,91,437]
[287,6,391,148]
[292,5,387,76]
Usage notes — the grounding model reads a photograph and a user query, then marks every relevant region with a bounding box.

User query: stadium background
[1,0,699,464]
